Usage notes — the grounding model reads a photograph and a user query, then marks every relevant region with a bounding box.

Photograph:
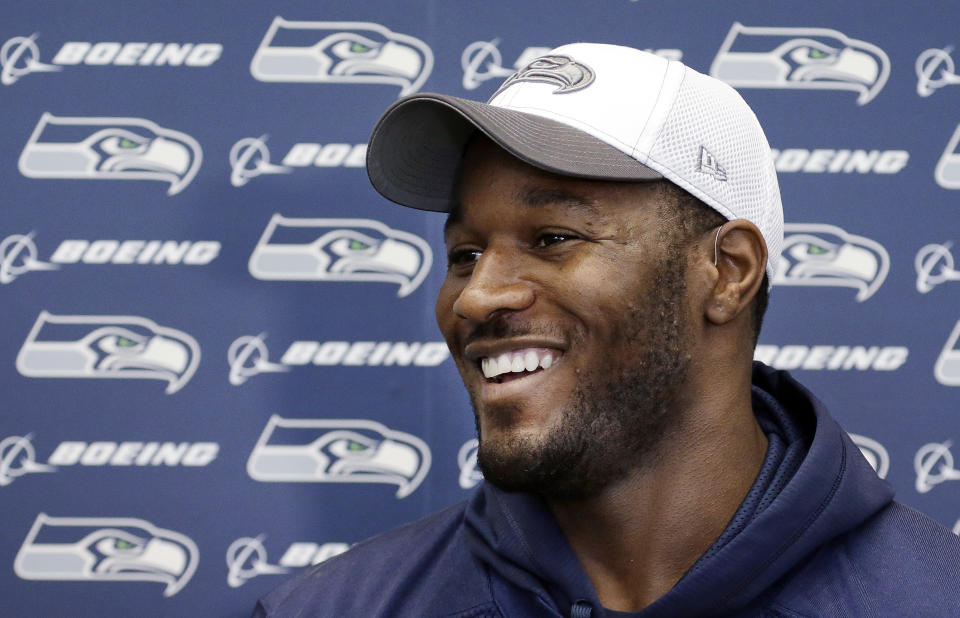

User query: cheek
[435,278,461,342]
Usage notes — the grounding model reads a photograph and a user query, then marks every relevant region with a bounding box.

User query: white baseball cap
[367,42,783,282]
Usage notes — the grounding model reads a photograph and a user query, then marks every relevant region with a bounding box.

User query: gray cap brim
[366,93,662,212]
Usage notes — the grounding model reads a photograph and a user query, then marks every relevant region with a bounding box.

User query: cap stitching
[639,66,686,163]
[631,60,677,161]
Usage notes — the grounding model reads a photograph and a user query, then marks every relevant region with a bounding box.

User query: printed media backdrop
[1,1,959,616]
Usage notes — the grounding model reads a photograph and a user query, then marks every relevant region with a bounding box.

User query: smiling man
[255,43,960,617]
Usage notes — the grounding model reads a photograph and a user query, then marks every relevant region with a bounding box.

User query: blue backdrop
[2,2,959,616]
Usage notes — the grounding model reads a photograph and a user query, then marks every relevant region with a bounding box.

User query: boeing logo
[755,345,908,372]
[916,47,960,97]
[281,142,367,168]
[250,18,433,96]
[227,334,289,386]
[849,433,889,479]
[1,35,220,86]
[225,537,350,587]
[0,232,219,285]
[19,113,202,195]
[248,215,432,297]
[458,438,482,489]
[228,335,448,385]
[247,415,432,498]
[710,23,890,105]
[16,311,200,394]
[915,243,960,293]
[230,139,367,187]
[775,223,889,301]
[15,514,198,596]
[280,340,449,367]
[229,136,291,187]
[0,34,60,85]
[935,320,960,386]
[770,148,908,174]
[225,536,289,588]
[0,233,58,284]
[936,124,960,190]
[915,441,960,494]
[0,435,57,487]
[0,433,217,488]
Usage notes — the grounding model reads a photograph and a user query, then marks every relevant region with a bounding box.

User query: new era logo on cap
[698,146,728,181]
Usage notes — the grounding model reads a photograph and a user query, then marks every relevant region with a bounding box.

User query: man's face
[436,138,695,501]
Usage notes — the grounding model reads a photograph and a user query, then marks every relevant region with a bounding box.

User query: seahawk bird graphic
[16,311,200,394]
[247,416,431,499]
[248,214,432,297]
[18,113,202,195]
[774,223,889,301]
[14,514,198,597]
[710,23,890,104]
[250,18,433,96]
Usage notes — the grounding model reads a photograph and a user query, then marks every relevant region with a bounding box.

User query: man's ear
[705,219,767,326]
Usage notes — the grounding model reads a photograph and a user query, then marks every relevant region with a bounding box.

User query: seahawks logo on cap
[492,54,594,98]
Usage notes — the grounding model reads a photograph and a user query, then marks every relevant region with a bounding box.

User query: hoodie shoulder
[255,500,498,618]
[769,501,960,617]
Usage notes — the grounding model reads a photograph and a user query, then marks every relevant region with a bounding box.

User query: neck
[547,372,768,612]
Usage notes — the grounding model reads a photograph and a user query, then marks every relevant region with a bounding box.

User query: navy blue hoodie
[254,365,960,617]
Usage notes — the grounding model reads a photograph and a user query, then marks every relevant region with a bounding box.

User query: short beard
[475,246,691,502]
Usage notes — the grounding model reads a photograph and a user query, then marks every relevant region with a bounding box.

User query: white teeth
[524,350,539,372]
[481,358,495,378]
[497,354,512,375]
[479,348,561,379]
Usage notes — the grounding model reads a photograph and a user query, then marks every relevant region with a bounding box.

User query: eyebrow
[444,185,605,233]
[517,186,601,218]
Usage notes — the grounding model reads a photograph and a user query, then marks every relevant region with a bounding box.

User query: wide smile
[479,347,562,384]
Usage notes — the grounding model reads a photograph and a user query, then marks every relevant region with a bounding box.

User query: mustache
[464,316,568,346]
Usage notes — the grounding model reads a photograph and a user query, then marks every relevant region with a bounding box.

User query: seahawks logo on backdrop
[709,23,890,105]
[775,223,890,302]
[247,415,431,499]
[14,514,198,597]
[248,214,432,298]
[18,113,202,195]
[250,17,433,96]
[16,311,200,394]
[492,54,594,98]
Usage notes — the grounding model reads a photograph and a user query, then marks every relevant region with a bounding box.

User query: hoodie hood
[464,363,895,617]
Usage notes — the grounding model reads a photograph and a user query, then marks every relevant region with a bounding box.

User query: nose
[452,248,535,322]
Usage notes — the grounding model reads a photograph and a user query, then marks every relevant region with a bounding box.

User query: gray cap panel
[367,93,662,213]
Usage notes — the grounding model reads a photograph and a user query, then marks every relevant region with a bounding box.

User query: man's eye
[535,233,575,248]
[447,248,481,268]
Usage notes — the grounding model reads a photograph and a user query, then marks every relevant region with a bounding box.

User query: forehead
[448,136,662,230]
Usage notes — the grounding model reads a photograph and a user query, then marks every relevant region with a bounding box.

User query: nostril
[452,282,535,323]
